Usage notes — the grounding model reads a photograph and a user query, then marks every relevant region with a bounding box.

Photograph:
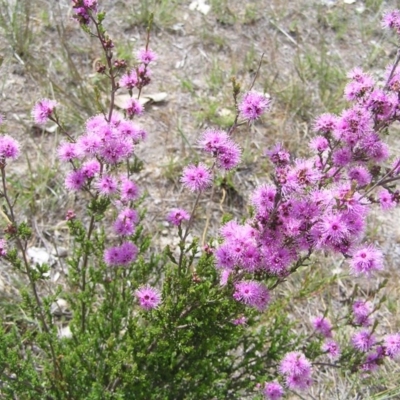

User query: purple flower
[125,98,144,117]
[137,48,157,64]
[352,330,376,352]
[181,163,212,192]
[279,351,313,391]
[135,285,161,310]
[322,339,341,360]
[119,69,138,89]
[167,208,190,226]
[113,217,135,236]
[309,136,329,153]
[100,138,133,164]
[332,147,352,167]
[0,135,20,160]
[312,316,333,338]
[313,113,338,135]
[348,166,372,187]
[362,346,385,372]
[279,351,312,377]
[384,333,400,358]
[65,170,86,191]
[352,300,373,327]
[216,141,241,170]
[0,239,7,257]
[239,91,270,121]
[215,245,236,270]
[284,374,313,391]
[265,143,290,166]
[219,269,231,286]
[349,245,384,276]
[32,99,58,125]
[378,188,396,210]
[232,316,247,326]
[382,10,400,32]
[263,381,284,400]
[58,142,80,162]
[95,175,118,196]
[104,242,138,267]
[233,280,270,311]
[81,159,100,179]
[120,178,140,202]
[251,184,277,212]
[199,129,229,154]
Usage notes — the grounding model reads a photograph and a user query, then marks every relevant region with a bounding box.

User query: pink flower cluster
[103,242,138,267]
[71,0,98,25]
[199,129,241,170]
[279,351,313,391]
[312,316,341,360]
[119,48,156,93]
[214,39,400,312]
[239,91,270,121]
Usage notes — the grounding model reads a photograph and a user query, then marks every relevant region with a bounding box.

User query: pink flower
[251,184,277,212]
[32,99,58,125]
[0,239,7,257]
[233,281,270,312]
[313,113,338,135]
[362,346,385,372]
[378,188,396,210]
[382,10,400,32]
[279,351,313,391]
[119,69,138,89]
[181,163,212,192]
[95,175,118,196]
[239,91,270,121]
[352,300,373,327]
[125,98,144,117]
[263,381,284,400]
[113,217,135,237]
[265,143,290,166]
[348,166,372,187]
[216,140,241,170]
[104,242,138,267]
[352,330,376,352]
[350,245,384,276]
[312,316,333,338]
[137,48,157,64]
[65,170,86,191]
[279,351,312,377]
[309,136,329,153]
[135,285,161,310]
[120,178,140,203]
[0,135,20,160]
[58,142,80,162]
[322,339,341,360]
[219,269,231,286]
[232,316,247,326]
[199,129,229,154]
[167,208,190,226]
[215,245,236,270]
[384,333,400,358]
